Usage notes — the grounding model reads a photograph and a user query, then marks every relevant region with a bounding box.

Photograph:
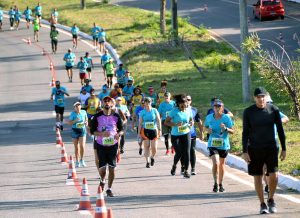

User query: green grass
[1,0,299,178]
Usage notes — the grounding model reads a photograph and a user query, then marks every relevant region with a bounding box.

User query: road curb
[195,139,300,192]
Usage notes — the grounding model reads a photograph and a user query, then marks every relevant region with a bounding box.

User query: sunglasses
[214,105,221,108]
[186,99,191,101]
[103,100,111,103]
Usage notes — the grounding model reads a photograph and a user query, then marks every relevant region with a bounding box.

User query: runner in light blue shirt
[8,7,15,29]
[63,48,76,82]
[23,7,32,29]
[91,23,101,50]
[71,24,79,48]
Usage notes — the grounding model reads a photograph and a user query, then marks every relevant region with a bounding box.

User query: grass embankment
[1,0,299,177]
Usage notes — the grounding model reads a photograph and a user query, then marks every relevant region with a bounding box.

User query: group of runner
[2,4,287,213]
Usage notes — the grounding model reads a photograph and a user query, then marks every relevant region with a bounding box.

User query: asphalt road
[111,0,300,59]
[1,16,300,218]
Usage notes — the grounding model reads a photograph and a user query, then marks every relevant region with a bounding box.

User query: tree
[243,33,300,120]
[160,0,167,35]
[171,0,179,46]
[80,0,86,9]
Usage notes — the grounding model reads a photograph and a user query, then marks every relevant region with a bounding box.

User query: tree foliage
[243,33,300,120]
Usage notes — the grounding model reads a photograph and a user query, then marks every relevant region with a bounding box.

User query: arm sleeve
[275,109,286,151]
[242,109,250,153]
[89,114,98,134]
[116,114,124,132]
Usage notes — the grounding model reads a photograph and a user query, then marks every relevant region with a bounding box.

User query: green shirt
[50,30,59,40]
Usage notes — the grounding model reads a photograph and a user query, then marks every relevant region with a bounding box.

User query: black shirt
[242,103,286,153]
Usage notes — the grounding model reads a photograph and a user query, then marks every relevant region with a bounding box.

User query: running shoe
[171,146,175,154]
[264,185,269,193]
[99,180,105,191]
[120,148,124,154]
[191,168,196,175]
[219,184,225,192]
[106,189,114,197]
[75,161,80,168]
[60,125,63,131]
[139,147,143,155]
[150,158,155,166]
[267,198,277,213]
[165,150,170,155]
[213,183,218,192]
[170,165,176,176]
[80,159,87,167]
[146,162,150,168]
[183,171,190,179]
[260,202,269,214]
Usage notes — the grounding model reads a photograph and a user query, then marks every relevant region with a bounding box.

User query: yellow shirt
[87,97,100,115]
[132,95,143,111]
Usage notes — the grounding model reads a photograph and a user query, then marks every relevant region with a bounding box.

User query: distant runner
[63,48,76,82]
[50,81,70,131]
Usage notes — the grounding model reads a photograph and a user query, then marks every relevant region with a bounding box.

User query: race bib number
[76,122,85,128]
[57,99,63,104]
[178,125,189,133]
[103,137,115,145]
[145,122,155,129]
[212,138,224,147]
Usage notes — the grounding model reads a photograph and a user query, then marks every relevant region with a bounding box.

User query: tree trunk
[160,0,166,35]
[80,0,86,10]
[171,0,179,46]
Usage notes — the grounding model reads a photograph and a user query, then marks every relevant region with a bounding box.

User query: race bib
[76,122,85,128]
[145,122,155,129]
[103,137,115,145]
[57,99,63,104]
[212,138,224,147]
[178,125,189,133]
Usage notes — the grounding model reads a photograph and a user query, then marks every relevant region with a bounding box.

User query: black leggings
[190,137,196,169]
[51,39,58,51]
[120,134,125,150]
[180,136,196,169]
[171,133,191,171]
[9,18,14,27]
[164,134,169,150]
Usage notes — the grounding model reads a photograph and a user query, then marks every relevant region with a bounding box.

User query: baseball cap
[254,87,267,96]
[73,101,81,107]
[68,48,72,52]
[103,96,113,101]
[116,97,122,101]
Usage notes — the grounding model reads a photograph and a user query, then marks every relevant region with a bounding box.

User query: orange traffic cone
[66,155,77,180]
[27,37,31,45]
[60,144,68,164]
[49,62,54,70]
[50,77,55,87]
[78,178,92,210]
[56,128,63,147]
[107,208,113,218]
[94,186,107,218]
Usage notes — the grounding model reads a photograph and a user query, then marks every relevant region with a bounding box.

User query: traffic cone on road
[27,37,31,45]
[107,208,113,218]
[56,128,63,147]
[50,77,55,87]
[49,62,54,70]
[66,155,78,180]
[94,186,107,218]
[78,178,92,210]
[60,144,68,164]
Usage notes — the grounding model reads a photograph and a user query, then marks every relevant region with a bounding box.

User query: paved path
[0,17,300,218]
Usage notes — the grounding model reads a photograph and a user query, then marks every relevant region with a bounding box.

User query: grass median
[1,0,299,178]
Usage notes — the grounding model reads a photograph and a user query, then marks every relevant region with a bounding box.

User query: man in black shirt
[242,87,286,214]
